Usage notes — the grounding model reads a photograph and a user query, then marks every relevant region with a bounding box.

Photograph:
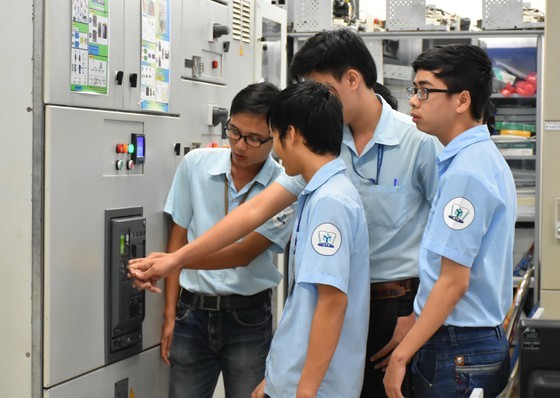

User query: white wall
[0,0,34,396]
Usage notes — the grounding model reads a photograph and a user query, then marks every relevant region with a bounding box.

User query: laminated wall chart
[141,0,170,112]
[71,0,109,94]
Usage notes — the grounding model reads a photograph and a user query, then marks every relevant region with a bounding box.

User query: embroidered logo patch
[443,197,475,230]
[311,223,342,255]
[272,206,294,228]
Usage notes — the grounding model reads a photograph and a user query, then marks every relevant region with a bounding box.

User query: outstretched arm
[129,182,297,290]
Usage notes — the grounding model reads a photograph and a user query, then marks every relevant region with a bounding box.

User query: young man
[383,44,515,398]
[161,82,294,398]
[289,28,441,397]
[251,81,369,398]
[130,29,440,396]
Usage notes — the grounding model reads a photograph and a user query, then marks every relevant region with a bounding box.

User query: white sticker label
[545,122,560,131]
[443,197,475,230]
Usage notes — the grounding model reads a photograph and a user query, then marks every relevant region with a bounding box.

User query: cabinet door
[122,0,183,114]
[181,0,230,86]
[254,0,287,89]
[44,0,125,110]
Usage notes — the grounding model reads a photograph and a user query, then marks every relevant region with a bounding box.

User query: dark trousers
[361,282,417,398]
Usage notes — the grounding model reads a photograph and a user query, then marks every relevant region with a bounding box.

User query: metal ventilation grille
[232,0,251,43]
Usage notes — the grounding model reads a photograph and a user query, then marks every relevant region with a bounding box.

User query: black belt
[370,278,419,300]
[180,288,271,311]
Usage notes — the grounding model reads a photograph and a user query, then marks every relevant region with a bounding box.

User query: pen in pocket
[393,178,398,187]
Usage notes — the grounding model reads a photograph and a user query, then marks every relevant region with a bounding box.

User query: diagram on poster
[71,49,88,85]
[70,0,109,95]
[141,0,170,112]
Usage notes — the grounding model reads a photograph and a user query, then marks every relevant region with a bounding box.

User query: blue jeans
[168,296,272,398]
[412,325,510,398]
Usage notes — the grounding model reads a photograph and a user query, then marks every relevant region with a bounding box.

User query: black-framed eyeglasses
[223,119,272,148]
[406,87,457,101]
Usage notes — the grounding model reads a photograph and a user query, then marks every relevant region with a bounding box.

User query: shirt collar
[207,150,277,188]
[438,124,491,163]
[342,94,400,155]
[301,158,347,196]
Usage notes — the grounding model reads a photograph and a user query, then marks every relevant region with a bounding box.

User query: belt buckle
[200,295,221,311]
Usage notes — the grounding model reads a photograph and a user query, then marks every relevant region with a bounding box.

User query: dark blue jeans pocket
[413,347,437,393]
[175,298,192,322]
[232,302,272,328]
[455,351,510,397]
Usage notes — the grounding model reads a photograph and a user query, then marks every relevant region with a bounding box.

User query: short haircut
[230,82,280,117]
[289,28,378,89]
[268,81,343,157]
[412,44,493,121]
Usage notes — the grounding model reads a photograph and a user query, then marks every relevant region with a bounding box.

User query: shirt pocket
[366,184,411,229]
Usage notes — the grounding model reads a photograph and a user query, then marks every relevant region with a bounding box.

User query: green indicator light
[120,234,125,255]
[128,144,135,154]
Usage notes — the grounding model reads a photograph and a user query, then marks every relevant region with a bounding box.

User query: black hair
[289,28,378,89]
[412,44,493,121]
[268,81,343,157]
[374,82,398,110]
[230,82,280,116]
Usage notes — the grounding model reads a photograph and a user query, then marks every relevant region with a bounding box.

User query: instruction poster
[71,0,109,94]
[141,0,170,112]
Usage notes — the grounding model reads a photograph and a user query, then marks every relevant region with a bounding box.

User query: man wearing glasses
[161,82,295,398]
[384,44,515,398]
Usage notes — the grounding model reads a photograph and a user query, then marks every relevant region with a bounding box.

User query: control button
[128,143,135,154]
[127,160,135,170]
[115,160,124,170]
[116,143,124,153]
[212,60,219,69]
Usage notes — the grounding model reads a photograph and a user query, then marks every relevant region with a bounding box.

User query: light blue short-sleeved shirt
[276,96,441,282]
[265,158,370,398]
[165,148,295,295]
[414,125,516,326]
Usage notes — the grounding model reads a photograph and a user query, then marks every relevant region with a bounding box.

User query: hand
[384,352,407,398]
[371,312,416,370]
[160,316,175,366]
[251,379,266,398]
[128,252,179,293]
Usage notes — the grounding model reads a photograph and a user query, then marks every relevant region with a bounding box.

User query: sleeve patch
[311,223,342,256]
[272,206,294,228]
[443,197,475,230]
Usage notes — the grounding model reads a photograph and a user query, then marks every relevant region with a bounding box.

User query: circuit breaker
[105,208,146,364]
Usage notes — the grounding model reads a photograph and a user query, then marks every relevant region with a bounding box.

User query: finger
[132,278,152,290]
[374,355,391,370]
[131,277,161,293]
[160,345,170,365]
[370,341,396,362]
[162,352,170,366]
[145,282,162,293]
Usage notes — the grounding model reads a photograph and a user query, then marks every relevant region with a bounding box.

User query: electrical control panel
[105,208,146,365]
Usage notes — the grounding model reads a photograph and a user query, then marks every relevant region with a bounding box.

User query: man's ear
[346,68,361,89]
[456,90,472,115]
[286,125,304,147]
